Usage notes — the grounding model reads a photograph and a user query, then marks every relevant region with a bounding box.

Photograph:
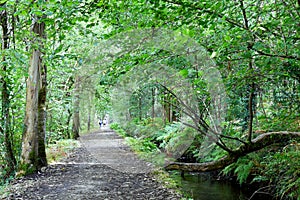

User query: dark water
[171,172,274,200]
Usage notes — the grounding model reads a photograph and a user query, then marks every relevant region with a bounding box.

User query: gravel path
[79,127,155,174]
[3,128,182,200]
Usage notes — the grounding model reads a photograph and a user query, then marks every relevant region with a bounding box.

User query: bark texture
[20,17,47,173]
[37,62,47,167]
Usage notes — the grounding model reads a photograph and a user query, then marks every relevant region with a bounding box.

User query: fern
[223,163,236,176]
[234,160,253,185]
[222,157,254,185]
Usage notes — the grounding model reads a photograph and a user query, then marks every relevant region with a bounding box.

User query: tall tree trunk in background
[151,88,155,118]
[87,108,91,131]
[87,93,92,131]
[66,109,72,138]
[163,92,171,124]
[20,16,47,173]
[1,4,16,175]
[239,0,255,142]
[64,76,74,138]
[72,75,80,139]
[138,96,142,120]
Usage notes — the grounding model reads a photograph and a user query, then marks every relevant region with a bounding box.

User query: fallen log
[165,131,300,172]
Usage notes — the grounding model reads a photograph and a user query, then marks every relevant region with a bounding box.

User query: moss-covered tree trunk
[20,15,47,173]
[72,75,80,139]
[87,92,92,131]
[166,132,300,172]
[37,62,47,167]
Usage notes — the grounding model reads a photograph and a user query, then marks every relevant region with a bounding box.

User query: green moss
[16,163,36,177]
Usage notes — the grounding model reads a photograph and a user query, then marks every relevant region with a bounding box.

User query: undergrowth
[222,141,300,199]
[46,139,80,163]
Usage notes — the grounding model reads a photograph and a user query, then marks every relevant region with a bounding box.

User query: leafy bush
[257,142,300,199]
[110,122,129,137]
[111,122,159,155]
[125,137,158,153]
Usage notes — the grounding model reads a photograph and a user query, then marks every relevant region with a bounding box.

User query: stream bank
[170,171,275,200]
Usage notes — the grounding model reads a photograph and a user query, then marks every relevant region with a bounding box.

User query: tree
[72,74,80,140]
[20,11,47,173]
[18,0,99,173]
[160,0,300,171]
[0,0,103,179]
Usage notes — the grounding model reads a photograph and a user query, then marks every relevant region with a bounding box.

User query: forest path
[80,127,155,173]
[4,128,181,200]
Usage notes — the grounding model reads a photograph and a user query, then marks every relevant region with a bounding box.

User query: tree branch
[254,49,300,60]
[219,134,247,145]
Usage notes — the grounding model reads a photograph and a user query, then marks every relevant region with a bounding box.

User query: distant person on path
[103,118,107,126]
[99,119,103,128]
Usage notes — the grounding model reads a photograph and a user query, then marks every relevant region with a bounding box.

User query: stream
[171,172,274,200]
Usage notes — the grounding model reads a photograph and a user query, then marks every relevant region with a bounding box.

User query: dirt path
[80,127,155,174]
[3,128,182,200]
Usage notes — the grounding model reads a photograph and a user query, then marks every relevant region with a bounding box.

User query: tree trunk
[152,87,155,118]
[165,132,300,172]
[87,93,92,131]
[37,62,47,167]
[1,5,17,175]
[66,109,72,138]
[162,91,171,124]
[20,16,47,173]
[138,96,142,120]
[72,75,80,139]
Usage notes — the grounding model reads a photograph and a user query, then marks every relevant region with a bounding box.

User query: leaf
[179,69,188,78]
[0,0,8,4]
[210,51,217,58]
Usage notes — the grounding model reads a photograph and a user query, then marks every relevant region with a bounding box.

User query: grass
[46,139,80,163]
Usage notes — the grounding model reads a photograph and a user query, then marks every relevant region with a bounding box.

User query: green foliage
[196,145,227,163]
[111,122,159,157]
[223,157,254,185]
[257,143,300,199]
[222,142,300,199]
[153,122,197,158]
[150,169,182,192]
[110,122,128,137]
[0,0,299,197]
[155,122,182,148]
[125,137,158,154]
